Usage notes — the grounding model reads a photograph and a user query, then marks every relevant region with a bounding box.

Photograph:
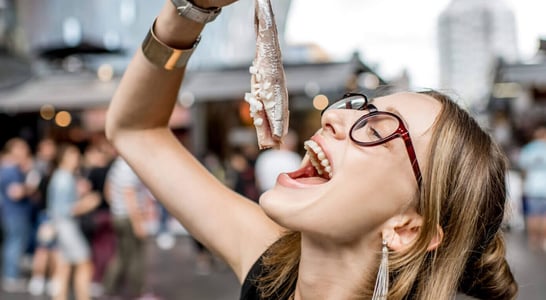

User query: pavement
[0,230,544,300]
[505,230,546,300]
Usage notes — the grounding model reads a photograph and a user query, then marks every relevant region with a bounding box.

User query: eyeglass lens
[324,95,367,112]
[352,114,400,143]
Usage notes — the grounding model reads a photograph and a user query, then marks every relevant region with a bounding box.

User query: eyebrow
[385,106,410,130]
[369,98,410,129]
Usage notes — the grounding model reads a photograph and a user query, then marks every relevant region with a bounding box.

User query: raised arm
[105,0,284,281]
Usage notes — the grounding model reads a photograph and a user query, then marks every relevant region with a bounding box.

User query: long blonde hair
[257,90,517,300]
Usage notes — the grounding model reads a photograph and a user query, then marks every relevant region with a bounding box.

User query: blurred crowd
[0,131,301,300]
[0,124,545,299]
[0,136,173,299]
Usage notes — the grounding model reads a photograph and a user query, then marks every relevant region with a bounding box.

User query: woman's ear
[426,224,443,251]
[382,213,443,252]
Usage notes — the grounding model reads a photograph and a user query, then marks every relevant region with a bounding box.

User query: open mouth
[286,140,332,184]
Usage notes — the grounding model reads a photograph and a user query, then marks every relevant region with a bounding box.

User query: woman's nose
[320,109,349,140]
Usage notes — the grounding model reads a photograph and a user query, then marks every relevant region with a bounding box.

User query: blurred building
[5,0,291,72]
[438,0,519,110]
[190,0,292,68]
[0,0,386,156]
[489,39,546,152]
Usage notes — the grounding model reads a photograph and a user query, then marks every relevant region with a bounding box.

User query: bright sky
[286,0,546,88]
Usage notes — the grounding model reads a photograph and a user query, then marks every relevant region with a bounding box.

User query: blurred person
[102,156,150,299]
[255,129,301,193]
[47,144,99,300]
[26,139,60,296]
[518,126,546,251]
[34,138,58,177]
[0,138,33,293]
[105,1,518,299]
[79,143,116,297]
[155,201,176,250]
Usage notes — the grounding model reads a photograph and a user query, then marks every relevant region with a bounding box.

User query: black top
[239,253,265,300]
[239,243,296,300]
[86,164,111,210]
[240,247,481,300]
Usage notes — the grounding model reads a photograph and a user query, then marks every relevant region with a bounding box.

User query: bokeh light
[40,104,56,120]
[304,81,321,97]
[312,94,329,110]
[179,91,196,108]
[97,64,114,82]
[55,111,72,127]
[358,72,380,90]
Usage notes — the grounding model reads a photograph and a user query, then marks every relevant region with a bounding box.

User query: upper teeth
[304,140,332,179]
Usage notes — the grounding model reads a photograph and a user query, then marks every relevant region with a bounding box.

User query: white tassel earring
[371,239,389,300]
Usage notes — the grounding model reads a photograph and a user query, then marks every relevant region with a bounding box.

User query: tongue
[287,165,329,185]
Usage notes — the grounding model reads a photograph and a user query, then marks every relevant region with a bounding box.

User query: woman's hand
[132,221,147,240]
[72,192,100,216]
[153,0,238,49]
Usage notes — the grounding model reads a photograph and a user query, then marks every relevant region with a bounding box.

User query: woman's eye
[368,127,382,140]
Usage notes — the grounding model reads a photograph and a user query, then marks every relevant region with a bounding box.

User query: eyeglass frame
[322,93,423,186]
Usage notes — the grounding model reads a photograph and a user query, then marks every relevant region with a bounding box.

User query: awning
[496,62,546,85]
[181,61,361,101]
[0,59,380,113]
[0,72,119,112]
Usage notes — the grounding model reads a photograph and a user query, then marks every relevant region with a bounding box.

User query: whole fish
[244,0,289,149]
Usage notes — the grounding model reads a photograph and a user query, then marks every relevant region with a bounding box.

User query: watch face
[171,0,221,24]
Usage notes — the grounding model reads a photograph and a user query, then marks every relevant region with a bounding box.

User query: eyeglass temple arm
[402,135,422,186]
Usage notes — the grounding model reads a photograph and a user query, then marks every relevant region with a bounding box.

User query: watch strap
[141,19,201,70]
[170,0,222,24]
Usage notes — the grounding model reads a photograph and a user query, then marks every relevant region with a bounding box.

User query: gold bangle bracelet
[141,18,201,70]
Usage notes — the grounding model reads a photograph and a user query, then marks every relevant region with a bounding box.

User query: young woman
[105,0,518,299]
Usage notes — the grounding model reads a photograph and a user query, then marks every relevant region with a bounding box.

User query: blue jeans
[1,213,31,279]
[157,203,170,233]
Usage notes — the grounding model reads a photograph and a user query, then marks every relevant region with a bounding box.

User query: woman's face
[62,147,81,172]
[260,92,442,242]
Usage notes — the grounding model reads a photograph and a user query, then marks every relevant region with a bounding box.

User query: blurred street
[0,230,544,300]
[505,230,546,300]
[0,234,241,300]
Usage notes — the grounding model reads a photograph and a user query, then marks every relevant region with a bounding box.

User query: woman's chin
[258,185,314,229]
[258,188,277,215]
[259,184,294,208]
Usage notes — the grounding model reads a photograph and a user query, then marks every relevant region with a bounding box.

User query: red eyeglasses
[322,93,422,186]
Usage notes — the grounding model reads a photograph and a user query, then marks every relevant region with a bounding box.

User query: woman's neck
[293,234,378,300]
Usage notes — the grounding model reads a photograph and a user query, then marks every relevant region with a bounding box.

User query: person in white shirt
[255,130,301,194]
[102,157,148,298]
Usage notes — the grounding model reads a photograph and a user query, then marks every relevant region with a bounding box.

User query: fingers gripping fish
[244,0,289,149]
